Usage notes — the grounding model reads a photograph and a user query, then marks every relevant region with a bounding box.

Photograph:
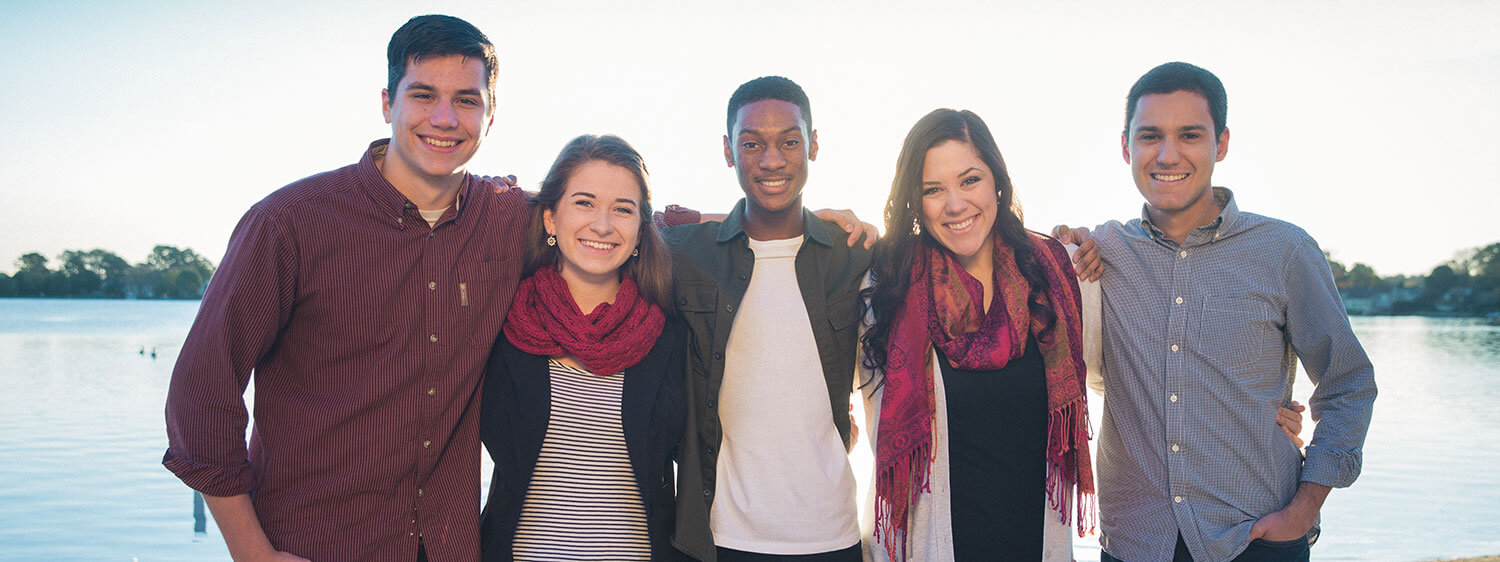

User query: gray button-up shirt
[1094,188,1376,562]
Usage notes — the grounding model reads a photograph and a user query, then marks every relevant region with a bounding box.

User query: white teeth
[946,217,976,230]
[760,179,788,187]
[579,240,616,250]
[1153,173,1187,182]
[423,137,457,148]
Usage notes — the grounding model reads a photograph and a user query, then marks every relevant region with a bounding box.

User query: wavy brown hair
[860,109,1054,379]
[523,134,673,310]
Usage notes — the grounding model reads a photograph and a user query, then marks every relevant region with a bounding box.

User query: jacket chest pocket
[458,259,518,348]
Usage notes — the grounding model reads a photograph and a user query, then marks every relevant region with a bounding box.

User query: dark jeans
[1101,534,1310,562]
[716,543,861,562]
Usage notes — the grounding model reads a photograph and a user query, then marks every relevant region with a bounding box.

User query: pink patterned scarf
[874,231,1094,560]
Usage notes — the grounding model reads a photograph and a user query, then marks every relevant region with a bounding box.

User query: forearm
[204,493,277,561]
[1286,481,1331,515]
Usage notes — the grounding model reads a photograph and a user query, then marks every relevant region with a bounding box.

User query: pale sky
[2,0,1497,277]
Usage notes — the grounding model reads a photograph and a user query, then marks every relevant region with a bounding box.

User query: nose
[944,188,966,215]
[430,101,459,129]
[589,208,614,236]
[759,146,786,170]
[1156,139,1182,165]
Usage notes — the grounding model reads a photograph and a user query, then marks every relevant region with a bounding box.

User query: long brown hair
[860,109,1054,376]
[524,134,674,310]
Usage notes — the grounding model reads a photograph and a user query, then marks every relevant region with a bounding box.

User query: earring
[910,217,922,236]
[631,248,639,257]
[546,235,556,247]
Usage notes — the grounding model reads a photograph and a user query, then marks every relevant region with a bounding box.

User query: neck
[376,155,465,210]
[1147,197,1222,244]
[742,197,805,241]
[561,268,621,315]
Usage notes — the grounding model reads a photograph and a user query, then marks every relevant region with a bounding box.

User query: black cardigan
[479,317,689,561]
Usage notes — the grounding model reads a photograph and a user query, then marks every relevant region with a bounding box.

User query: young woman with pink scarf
[479,135,688,561]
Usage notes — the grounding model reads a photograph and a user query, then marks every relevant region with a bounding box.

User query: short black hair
[725,76,812,136]
[386,15,498,113]
[1125,62,1227,136]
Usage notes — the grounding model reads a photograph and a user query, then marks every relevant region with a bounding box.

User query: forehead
[922,141,987,178]
[1128,90,1213,130]
[398,53,489,91]
[733,99,808,135]
[563,161,644,202]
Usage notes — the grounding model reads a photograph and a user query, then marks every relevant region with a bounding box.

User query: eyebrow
[739,126,803,138]
[1134,124,1209,134]
[404,82,483,98]
[923,167,982,185]
[570,192,638,206]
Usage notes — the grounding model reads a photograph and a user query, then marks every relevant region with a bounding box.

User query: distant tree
[85,249,132,297]
[1470,243,1500,292]
[1423,265,1459,304]
[0,273,14,297]
[1324,250,1349,289]
[139,245,216,299]
[1346,263,1380,289]
[57,250,101,296]
[14,252,50,296]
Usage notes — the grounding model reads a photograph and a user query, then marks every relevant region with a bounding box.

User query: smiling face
[1123,90,1229,227]
[724,99,818,217]
[380,53,493,190]
[920,140,998,272]
[543,160,644,290]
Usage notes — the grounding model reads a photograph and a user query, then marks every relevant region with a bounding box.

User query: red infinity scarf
[503,266,664,375]
[874,231,1095,560]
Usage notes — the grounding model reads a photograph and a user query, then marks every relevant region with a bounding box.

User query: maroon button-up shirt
[164,140,528,562]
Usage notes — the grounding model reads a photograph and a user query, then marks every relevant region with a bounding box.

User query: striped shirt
[513,360,651,560]
[1093,188,1377,562]
[163,140,529,562]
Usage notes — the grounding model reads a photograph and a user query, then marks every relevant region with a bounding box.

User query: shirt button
[703,488,711,497]
[1170,394,1178,403]
[1171,344,1180,352]
[714,352,724,361]
[1171,444,1180,452]
[428,387,436,396]
[1175,296,1183,304]
[418,488,424,497]
[738,273,748,281]
[1174,495,1183,503]
[707,399,717,409]
[679,297,688,306]
[1179,250,1188,258]
[706,446,715,454]
[423,440,431,449]
[724,304,734,313]
[429,334,439,343]
[428,281,437,290]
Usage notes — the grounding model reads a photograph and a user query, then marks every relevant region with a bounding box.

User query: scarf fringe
[874,441,932,562]
[1045,397,1098,537]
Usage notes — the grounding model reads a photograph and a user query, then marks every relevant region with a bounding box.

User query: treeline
[1329,241,1500,315]
[0,245,216,299]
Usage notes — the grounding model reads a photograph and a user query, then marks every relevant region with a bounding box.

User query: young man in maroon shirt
[163,15,523,562]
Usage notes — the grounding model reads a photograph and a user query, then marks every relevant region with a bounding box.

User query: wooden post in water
[193,491,206,533]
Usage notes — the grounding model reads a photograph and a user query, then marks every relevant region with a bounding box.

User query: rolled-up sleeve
[1282,233,1377,488]
[162,204,298,497]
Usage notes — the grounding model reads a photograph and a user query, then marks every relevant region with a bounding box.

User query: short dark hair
[525,134,674,311]
[1125,61,1227,136]
[386,15,498,113]
[725,76,812,136]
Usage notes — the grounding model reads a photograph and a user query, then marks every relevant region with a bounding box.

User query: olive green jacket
[663,200,872,561]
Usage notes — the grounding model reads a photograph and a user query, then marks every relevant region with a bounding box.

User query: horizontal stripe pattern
[513,360,649,561]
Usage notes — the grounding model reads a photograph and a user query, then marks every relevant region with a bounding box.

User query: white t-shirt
[710,236,860,554]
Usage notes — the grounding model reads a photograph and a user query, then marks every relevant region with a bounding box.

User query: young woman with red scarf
[858,109,1092,562]
[479,135,688,561]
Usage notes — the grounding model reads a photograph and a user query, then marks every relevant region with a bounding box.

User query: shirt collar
[359,139,475,228]
[716,199,834,247]
[1139,186,1240,248]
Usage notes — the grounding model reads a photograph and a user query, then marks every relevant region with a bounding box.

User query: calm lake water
[1,298,1497,561]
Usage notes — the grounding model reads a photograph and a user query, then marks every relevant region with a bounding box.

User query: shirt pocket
[459,259,519,348]
[826,291,860,359]
[673,283,718,378]
[1195,296,1281,370]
